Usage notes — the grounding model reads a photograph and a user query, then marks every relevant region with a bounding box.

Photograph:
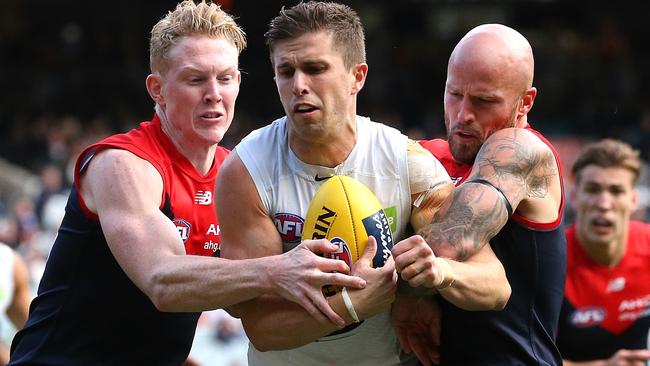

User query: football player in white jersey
[217,2,510,365]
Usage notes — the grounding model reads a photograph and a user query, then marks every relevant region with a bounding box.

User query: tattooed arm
[392,140,511,309]
[417,127,562,261]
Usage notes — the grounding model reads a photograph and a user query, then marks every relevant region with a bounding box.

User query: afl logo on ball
[326,237,352,266]
[173,218,191,243]
[274,213,304,244]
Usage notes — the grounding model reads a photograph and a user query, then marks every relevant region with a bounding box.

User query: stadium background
[0,1,648,365]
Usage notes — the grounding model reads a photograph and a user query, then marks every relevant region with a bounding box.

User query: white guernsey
[236,115,450,366]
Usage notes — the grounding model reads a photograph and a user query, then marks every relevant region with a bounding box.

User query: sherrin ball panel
[302,176,394,296]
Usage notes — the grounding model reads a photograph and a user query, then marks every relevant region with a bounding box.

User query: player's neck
[289,127,356,168]
[579,232,627,268]
[160,118,216,176]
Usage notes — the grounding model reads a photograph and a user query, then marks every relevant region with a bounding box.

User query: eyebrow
[179,65,239,74]
[276,59,327,69]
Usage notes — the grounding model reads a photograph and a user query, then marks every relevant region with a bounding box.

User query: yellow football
[302,176,394,296]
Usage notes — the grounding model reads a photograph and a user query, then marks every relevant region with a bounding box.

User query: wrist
[433,257,456,290]
[341,287,360,323]
[260,256,279,294]
[397,277,438,297]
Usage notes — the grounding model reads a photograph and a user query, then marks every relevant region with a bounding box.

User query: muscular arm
[399,140,510,310]
[417,128,561,261]
[83,149,354,314]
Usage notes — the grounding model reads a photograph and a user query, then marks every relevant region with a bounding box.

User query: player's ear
[517,86,537,118]
[350,63,368,95]
[146,73,165,106]
[631,187,639,212]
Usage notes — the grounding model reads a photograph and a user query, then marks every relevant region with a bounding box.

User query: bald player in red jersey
[392,24,566,366]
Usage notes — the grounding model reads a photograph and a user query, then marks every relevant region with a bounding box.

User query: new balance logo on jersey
[607,277,626,293]
[194,190,212,205]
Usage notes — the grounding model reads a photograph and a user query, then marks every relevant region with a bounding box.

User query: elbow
[243,322,276,352]
[248,337,273,352]
[482,268,511,311]
[149,283,176,312]
[491,283,511,310]
[242,318,297,352]
[146,270,179,312]
[492,266,512,310]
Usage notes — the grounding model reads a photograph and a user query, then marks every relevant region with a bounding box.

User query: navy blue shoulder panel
[10,186,199,366]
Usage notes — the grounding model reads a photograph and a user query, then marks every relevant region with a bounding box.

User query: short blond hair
[149,0,246,73]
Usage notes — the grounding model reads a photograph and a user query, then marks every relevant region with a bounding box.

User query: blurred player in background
[396,23,566,365]
[217,2,510,365]
[0,243,29,366]
[8,2,366,365]
[557,139,650,366]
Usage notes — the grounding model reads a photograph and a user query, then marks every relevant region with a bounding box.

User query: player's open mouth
[454,131,477,141]
[591,218,613,233]
[201,112,223,119]
[294,104,317,114]
[592,218,612,227]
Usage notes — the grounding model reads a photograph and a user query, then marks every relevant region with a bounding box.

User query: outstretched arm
[417,128,561,261]
[81,149,363,317]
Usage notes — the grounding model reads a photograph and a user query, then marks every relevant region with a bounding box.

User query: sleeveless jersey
[9,115,228,366]
[420,124,566,366]
[237,116,419,366]
[557,222,650,361]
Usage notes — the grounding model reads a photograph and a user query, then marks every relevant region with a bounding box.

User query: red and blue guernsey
[9,114,228,366]
[557,222,650,361]
[420,124,566,366]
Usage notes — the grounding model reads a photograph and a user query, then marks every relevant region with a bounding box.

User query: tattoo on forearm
[418,185,507,261]
[418,129,557,260]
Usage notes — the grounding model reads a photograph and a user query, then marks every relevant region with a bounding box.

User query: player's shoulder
[629,220,650,241]
[418,138,448,153]
[358,115,405,137]
[238,117,286,148]
[485,127,556,164]
[491,126,545,143]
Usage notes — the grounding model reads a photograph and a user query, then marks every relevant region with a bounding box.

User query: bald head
[449,24,534,92]
[443,24,538,164]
